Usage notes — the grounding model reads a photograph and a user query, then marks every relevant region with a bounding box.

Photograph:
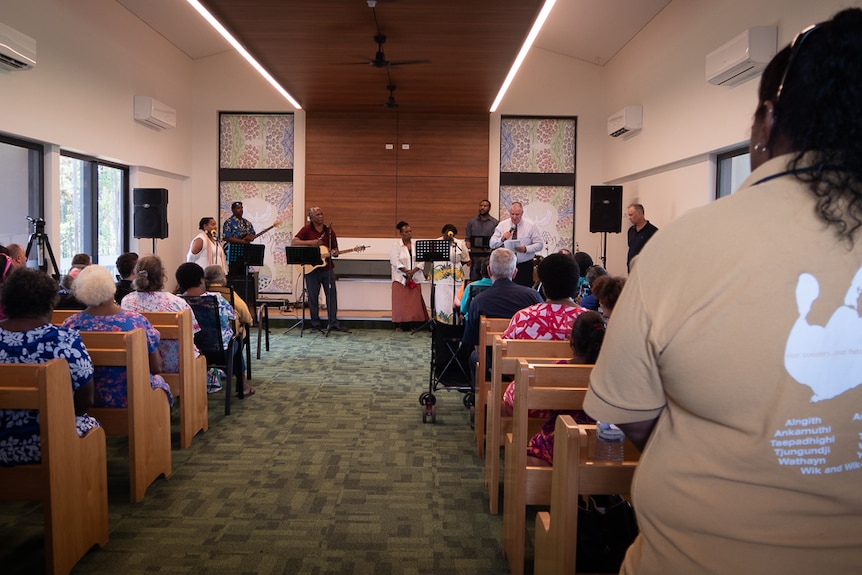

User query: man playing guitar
[291,206,360,334]
[222,201,258,244]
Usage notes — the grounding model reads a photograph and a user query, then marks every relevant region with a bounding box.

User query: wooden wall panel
[305,174,397,238]
[306,113,398,176]
[305,112,489,240]
[397,114,489,177]
[395,176,489,239]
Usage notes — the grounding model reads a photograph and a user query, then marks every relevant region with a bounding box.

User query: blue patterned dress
[0,323,101,465]
[62,311,173,408]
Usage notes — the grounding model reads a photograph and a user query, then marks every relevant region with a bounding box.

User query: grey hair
[204,265,227,286]
[488,248,517,279]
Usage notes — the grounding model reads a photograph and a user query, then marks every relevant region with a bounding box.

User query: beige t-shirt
[585,154,862,574]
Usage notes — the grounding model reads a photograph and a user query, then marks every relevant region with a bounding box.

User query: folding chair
[182,294,243,415]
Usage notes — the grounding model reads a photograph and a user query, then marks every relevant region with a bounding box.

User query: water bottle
[595,422,625,462]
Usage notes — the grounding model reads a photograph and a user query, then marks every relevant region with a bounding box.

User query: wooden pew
[51,310,76,325]
[534,416,639,575]
[485,336,572,514]
[502,360,594,574]
[0,359,109,575]
[142,310,208,449]
[474,316,512,458]
[82,329,172,503]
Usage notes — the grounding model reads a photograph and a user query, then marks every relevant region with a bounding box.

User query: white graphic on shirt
[784,264,862,402]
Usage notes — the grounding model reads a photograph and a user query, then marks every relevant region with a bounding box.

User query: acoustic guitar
[303,245,368,272]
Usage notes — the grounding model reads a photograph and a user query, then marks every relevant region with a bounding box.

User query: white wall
[498,0,855,274]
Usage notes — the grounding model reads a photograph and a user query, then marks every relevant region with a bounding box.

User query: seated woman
[501,252,587,416]
[0,268,100,465]
[590,274,626,321]
[526,310,606,466]
[176,262,254,397]
[120,255,200,374]
[62,265,172,408]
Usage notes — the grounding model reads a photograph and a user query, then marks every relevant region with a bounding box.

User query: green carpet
[0,327,517,574]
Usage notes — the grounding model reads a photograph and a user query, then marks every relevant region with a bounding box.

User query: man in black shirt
[626,203,658,271]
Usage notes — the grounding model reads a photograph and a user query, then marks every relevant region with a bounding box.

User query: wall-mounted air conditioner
[608,106,642,138]
[706,26,776,86]
[134,96,177,129]
[0,21,37,71]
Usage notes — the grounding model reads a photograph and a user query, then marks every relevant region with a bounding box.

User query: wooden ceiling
[198,0,545,114]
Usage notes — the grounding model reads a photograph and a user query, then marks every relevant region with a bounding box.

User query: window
[716,146,751,199]
[59,153,129,276]
[0,133,43,258]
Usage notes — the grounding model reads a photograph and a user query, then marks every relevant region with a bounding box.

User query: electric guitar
[225,220,282,245]
[303,245,369,272]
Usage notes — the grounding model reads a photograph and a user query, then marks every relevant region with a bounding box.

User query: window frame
[59,150,130,269]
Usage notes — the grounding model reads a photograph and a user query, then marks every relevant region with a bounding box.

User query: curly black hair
[757,8,862,242]
[0,267,59,319]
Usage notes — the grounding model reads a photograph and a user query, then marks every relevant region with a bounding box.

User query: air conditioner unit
[608,106,642,138]
[0,21,37,71]
[706,26,776,86]
[134,96,177,129]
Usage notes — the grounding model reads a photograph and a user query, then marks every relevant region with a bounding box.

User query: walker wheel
[418,392,436,407]
[463,393,475,409]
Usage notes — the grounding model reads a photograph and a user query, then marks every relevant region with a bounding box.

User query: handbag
[576,494,639,573]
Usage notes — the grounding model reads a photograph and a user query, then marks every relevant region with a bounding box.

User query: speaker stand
[600,232,608,269]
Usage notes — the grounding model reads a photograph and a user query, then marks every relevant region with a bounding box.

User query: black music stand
[226,243,264,317]
[285,246,323,337]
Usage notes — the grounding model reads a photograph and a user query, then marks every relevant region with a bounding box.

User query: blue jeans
[305,267,339,327]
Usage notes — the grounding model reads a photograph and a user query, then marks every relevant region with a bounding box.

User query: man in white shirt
[489,202,543,287]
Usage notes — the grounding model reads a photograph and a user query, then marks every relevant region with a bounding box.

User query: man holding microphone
[490,202,543,287]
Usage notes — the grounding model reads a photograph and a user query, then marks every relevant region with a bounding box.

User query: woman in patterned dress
[120,255,200,374]
[0,267,100,465]
[500,252,587,416]
[525,310,606,466]
[62,265,172,408]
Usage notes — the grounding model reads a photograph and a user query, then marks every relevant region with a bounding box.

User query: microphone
[209,229,218,240]
[446,230,454,239]
[510,225,516,234]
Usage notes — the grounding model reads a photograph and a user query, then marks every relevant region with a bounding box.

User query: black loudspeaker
[589,185,623,233]
[133,188,168,239]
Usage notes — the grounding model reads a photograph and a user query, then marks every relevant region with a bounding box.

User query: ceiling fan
[384,84,399,109]
[359,34,430,69]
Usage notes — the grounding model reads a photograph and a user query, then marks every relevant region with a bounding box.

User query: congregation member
[578,264,608,310]
[120,255,200,374]
[465,199,498,281]
[500,252,587,416]
[389,221,428,332]
[176,262,254,397]
[585,9,862,572]
[590,275,626,321]
[204,264,253,341]
[526,310,606,466]
[114,251,138,304]
[0,267,100,464]
[63,264,173,408]
[489,202,544,287]
[461,248,542,365]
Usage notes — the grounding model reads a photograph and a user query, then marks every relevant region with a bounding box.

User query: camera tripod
[24,217,60,279]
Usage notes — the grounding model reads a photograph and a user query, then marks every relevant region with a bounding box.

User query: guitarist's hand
[244,233,257,242]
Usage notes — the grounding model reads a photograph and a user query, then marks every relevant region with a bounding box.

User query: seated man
[461,248,543,374]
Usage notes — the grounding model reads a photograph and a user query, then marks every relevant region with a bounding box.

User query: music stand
[285,246,323,337]
[226,243,265,319]
[414,239,455,400]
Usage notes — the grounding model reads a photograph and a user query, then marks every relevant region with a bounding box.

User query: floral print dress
[0,324,101,465]
[120,290,201,373]
[62,311,173,408]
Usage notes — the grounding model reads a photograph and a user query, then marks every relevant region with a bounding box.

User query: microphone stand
[324,222,335,337]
